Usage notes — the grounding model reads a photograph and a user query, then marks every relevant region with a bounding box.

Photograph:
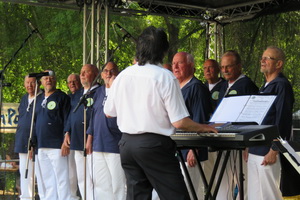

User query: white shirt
[84,84,99,94]
[104,63,189,136]
[224,74,245,96]
[208,78,222,91]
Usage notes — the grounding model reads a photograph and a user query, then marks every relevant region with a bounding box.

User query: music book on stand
[210,95,276,125]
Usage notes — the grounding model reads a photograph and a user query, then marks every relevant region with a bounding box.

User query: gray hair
[266,46,286,65]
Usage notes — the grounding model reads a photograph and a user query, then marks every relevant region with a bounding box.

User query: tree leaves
[1,2,299,112]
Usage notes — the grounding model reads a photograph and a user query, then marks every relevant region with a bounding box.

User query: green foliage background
[1,1,300,194]
[0,2,299,111]
[224,13,300,112]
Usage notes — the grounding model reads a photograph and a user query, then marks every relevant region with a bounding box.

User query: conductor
[103,26,217,200]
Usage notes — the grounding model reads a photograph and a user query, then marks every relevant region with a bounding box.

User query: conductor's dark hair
[135,26,169,66]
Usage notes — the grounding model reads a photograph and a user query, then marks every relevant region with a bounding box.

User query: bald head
[172,52,195,86]
[80,64,99,89]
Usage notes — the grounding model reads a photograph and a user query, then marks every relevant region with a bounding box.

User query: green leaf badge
[228,90,237,95]
[47,101,56,110]
[87,98,94,107]
[212,91,219,100]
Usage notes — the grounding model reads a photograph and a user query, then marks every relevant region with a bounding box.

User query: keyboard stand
[238,150,244,199]
[177,148,245,200]
[206,150,230,200]
[177,150,198,200]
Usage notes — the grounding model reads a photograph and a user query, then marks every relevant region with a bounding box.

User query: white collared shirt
[104,63,189,136]
[208,78,223,91]
[84,84,99,94]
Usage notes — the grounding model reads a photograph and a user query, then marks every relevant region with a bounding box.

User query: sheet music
[237,95,276,124]
[210,95,276,124]
[210,96,249,122]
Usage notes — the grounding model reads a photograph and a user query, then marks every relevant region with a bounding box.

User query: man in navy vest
[245,46,296,200]
[86,62,126,200]
[65,72,82,200]
[217,50,258,200]
[218,50,258,100]
[35,70,72,200]
[14,75,45,199]
[172,52,212,199]
[203,59,226,111]
[63,64,100,200]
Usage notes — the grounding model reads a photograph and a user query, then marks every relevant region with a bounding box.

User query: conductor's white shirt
[104,63,189,136]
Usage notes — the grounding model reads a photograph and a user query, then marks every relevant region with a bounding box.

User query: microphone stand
[25,79,40,200]
[72,46,121,113]
[0,28,38,128]
[83,100,88,200]
[72,80,98,200]
[73,30,130,113]
[72,31,132,200]
[74,21,136,113]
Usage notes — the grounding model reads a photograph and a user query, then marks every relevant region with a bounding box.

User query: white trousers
[92,152,126,200]
[202,152,217,199]
[19,153,45,200]
[74,150,94,200]
[38,148,71,200]
[247,153,282,200]
[68,150,80,200]
[216,151,248,200]
[180,161,205,200]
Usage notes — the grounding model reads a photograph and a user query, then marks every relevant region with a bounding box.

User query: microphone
[115,23,136,43]
[29,71,54,78]
[26,19,43,40]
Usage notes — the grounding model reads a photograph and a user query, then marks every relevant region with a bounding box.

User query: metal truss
[2,0,300,66]
[2,0,300,23]
[205,22,224,60]
[83,0,109,68]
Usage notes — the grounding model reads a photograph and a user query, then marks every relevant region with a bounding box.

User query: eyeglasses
[261,56,277,61]
[102,69,117,74]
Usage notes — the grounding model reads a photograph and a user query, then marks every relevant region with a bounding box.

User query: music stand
[273,140,300,174]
